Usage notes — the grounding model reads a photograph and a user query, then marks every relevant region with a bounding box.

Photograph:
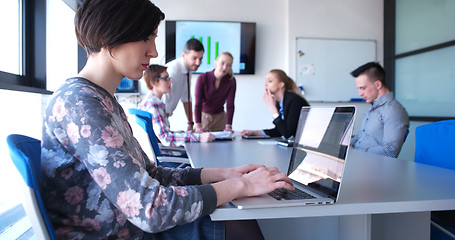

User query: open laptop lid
[288,106,356,201]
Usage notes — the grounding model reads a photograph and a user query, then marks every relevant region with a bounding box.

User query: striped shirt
[139,93,200,147]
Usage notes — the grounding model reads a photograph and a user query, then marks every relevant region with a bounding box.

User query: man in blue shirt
[350,62,409,158]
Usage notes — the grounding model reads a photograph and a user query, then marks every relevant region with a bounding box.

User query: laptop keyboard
[268,188,316,200]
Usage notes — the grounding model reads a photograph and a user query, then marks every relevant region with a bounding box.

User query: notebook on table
[231,106,356,209]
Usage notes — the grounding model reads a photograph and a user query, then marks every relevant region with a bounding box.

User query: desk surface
[185,138,455,220]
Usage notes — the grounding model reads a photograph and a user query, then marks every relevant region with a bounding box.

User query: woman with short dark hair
[40,0,293,239]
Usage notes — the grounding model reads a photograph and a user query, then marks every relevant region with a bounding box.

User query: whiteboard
[296,38,376,102]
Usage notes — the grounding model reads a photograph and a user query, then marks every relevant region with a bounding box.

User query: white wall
[142,0,383,133]
[288,0,384,80]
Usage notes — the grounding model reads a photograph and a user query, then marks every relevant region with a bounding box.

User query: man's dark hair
[351,62,386,87]
[183,38,204,53]
[75,0,165,54]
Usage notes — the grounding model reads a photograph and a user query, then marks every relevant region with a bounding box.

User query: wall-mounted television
[165,20,256,74]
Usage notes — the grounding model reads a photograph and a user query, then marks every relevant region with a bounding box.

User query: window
[385,0,455,120]
[0,0,22,75]
[395,0,455,55]
[0,0,51,94]
[0,0,80,236]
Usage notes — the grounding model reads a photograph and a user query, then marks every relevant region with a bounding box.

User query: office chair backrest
[6,134,56,240]
[127,113,158,161]
[128,108,189,168]
[414,120,455,170]
[128,108,162,157]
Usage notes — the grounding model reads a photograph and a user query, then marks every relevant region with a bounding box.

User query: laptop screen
[288,106,356,200]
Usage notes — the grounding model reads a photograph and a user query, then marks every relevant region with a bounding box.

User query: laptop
[231,106,356,209]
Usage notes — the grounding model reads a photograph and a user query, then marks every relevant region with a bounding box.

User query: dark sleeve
[154,167,217,215]
[194,74,206,123]
[185,168,203,185]
[225,78,236,125]
[194,184,218,215]
[263,116,281,137]
[264,92,309,138]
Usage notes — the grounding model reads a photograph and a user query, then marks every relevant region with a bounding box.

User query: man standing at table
[163,38,204,131]
[350,62,409,158]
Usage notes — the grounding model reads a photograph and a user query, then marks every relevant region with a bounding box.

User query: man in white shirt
[163,39,204,131]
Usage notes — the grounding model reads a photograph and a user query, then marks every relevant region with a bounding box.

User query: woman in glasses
[140,64,214,146]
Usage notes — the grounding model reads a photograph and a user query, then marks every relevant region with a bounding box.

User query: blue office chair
[128,108,190,168]
[6,134,56,240]
[415,120,455,240]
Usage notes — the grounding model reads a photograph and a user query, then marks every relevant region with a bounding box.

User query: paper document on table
[210,131,235,140]
[257,141,277,145]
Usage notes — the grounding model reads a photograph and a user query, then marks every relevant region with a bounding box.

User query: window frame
[0,0,52,94]
[384,0,455,121]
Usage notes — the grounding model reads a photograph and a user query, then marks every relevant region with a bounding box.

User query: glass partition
[395,46,455,117]
[396,0,455,54]
[0,1,21,75]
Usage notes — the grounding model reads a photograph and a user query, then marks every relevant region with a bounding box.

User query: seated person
[40,1,293,239]
[241,69,309,139]
[139,64,214,147]
[194,52,236,132]
[349,62,409,158]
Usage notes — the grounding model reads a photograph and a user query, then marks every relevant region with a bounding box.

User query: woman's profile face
[264,72,283,94]
[214,54,233,78]
[110,29,159,80]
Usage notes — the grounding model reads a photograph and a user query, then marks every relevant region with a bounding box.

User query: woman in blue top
[40,0,293,239]
[241,69,310,139]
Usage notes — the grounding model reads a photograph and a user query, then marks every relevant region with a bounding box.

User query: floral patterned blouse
[41,78,217,239]
[139,93,199,147]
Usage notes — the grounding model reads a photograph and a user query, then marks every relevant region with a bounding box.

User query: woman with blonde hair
[194,52,236,132]
[241,69,309,139]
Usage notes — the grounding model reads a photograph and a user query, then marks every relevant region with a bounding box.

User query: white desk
[185,138,455,240]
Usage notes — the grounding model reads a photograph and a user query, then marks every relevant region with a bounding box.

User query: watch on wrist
[188,121,194,125]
